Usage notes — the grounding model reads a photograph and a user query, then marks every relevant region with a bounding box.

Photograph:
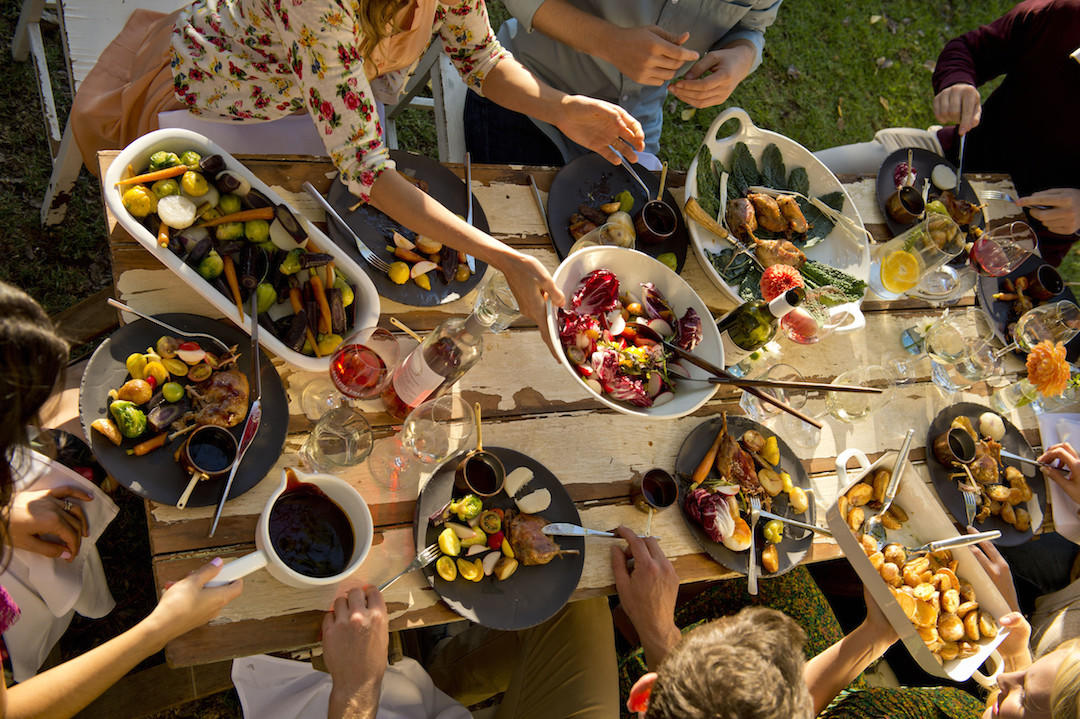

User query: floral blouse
[171,1,508,203]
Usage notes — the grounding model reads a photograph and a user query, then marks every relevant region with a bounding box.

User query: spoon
[863,428,916,548]
[656,162,669,202]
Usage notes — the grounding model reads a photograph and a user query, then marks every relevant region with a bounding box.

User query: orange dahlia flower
[1027,340,1070,397]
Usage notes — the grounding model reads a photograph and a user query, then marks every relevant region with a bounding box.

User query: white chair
[14,0,467,226]
[13,0,187,226]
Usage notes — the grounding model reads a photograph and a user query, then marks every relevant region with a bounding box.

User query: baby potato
[847,482,873,507]
[883,543,907,567]
[959,581,976,603]
[934,568,959,593]
[938,641,960,661]
[761,543,779,574]
[881,511,902,530]
[958,641,979,658]
[1004,465,1024,485]
[889,503,909,523]
[871,469,891,503]
[1001,501,1016,526]
[894,589,917,622]
[989,500,1003,517]
[881,562,902,587]
[847,506,865,532]
[117,378,153,405]
[942,589,961,614]
[988,484,1012,503]
[917,626,940,644]
[956,601,979,618]
[939,613,965,642]
[930,548,952,565]
[838,495,851,523]
[913,582,936,602]
[1013,507,1031,532]
[1007,487,1025,506]
[964,610,981,641]
[978,611,998,639]
[868,551,885,570]
[858,533,878,556]
[915,599,939,628]
[788,486,809,515]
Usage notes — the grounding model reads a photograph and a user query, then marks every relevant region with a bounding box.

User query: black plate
[975,255,1080,362]
[547,153,689,271]
[875,147,983,237]
[79,314,288,507]
[414,447,584,631]
[925,402,1047,546]
[674,416,815,579]
[324,150,489,306]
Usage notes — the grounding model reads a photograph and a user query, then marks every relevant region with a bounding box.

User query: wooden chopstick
[704,376,884,394]
[663,341,823,430]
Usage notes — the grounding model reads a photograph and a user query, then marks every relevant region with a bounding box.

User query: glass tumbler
[869,213,965,299]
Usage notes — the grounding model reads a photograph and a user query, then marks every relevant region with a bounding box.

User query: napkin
[1,449,119,680]
[232,655,472,719]
[1034,413,1080,545]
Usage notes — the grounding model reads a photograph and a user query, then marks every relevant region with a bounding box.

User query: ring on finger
[63,500,74,513]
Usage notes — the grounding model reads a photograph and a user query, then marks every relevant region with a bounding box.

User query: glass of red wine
[969,221,1038,277]
[301,327,401,418]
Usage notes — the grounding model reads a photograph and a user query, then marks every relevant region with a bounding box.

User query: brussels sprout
[122,186,157,218]
[151,178,180,198]
[244,219,270,243]
[279,248,303,275]
[333,273,354,306]
[198,250,224,280]
[109,400,147,438]
[255,282,277,313]
[179,150,202,167]
[218,193,242,215]
[214,221,244,241]
[450,494,483,521]
[148,151,181,172]
[180,171,209,197]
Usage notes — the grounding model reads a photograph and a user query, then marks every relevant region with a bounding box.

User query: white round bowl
[546,246,723,419]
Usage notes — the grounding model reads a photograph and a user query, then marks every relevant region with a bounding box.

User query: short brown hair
[645,607,813,719]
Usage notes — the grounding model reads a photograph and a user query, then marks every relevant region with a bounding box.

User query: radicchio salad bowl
[546,246,723,419]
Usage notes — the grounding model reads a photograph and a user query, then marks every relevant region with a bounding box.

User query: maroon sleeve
[932,0,1051,93]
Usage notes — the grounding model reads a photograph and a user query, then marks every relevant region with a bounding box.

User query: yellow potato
[939,613,965,642]
[883,544,907,567]
[847,483,873,507]
[942,589,961,614]
[872,469,891,503]
[1013,507,1031,532]
[979,611,998,639]
[956,601,979,618]
[868,552,885,570]
[788,486,809,515]
[881,562,902,587]
[847,506,865,532]
[964,610,981,641]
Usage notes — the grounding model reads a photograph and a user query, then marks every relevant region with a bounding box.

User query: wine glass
[923,308,1001,391]
[300,327,401,418]
[368,395,477,492]
[969,222,1037,277]
[993,300,1080,359]
[473,270,520,332]
[826,365,895,423]
[299,406,374,474]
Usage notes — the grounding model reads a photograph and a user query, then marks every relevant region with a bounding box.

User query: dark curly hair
[0,281,69,529]
[646,607,813,719]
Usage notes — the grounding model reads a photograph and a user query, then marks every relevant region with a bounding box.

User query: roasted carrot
[324,261,335,289]
[288,286,322,357]
[394,247,426,263]
[222,254,245,320]
[309,274,333,335]
[114,164,189,187]
[196,206,275,228]
[692,427,726,487]
[129,432,168,456]
[157,222,170,248]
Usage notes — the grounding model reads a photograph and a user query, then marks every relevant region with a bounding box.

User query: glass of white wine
[826,365,894,423]
[994,300,1080,359]
[367,394,476,492]
[924,308,1001,391]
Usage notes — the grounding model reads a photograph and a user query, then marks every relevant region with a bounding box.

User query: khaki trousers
[427,597,619,719]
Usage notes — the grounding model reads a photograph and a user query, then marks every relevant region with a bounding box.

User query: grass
[0,1,1015,716]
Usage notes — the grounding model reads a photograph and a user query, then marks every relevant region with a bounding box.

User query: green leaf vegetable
[799,260,867,302]
[730,142,760,198]
[760,143,787,190]
[795,190,846,249]
[787,167,810,197]
[695,145,721,220]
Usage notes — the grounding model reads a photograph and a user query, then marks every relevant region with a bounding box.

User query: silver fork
[747,496,762,595]
[962,490,977,527]
[107,298,232,354]
[980,189,1050,210]
[302,182,392,274]
[378,543,441,591]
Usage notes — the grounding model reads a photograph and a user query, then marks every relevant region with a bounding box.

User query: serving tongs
[209,290,263,537]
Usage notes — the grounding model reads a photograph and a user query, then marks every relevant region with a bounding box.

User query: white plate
[685,107,871,306]
[103,128,381,372]
[546,246,722,419]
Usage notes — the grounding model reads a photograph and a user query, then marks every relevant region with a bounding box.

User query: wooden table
[99,152,1046,668]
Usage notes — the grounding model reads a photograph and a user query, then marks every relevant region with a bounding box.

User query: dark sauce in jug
[269,479,354,578]
[464,457,499,494]
[188,431,234,473]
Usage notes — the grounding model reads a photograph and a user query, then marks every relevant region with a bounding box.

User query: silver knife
[541,523,655,539]
[208,290,262,537]
[955,133,967,194]
[463,152,476,272]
